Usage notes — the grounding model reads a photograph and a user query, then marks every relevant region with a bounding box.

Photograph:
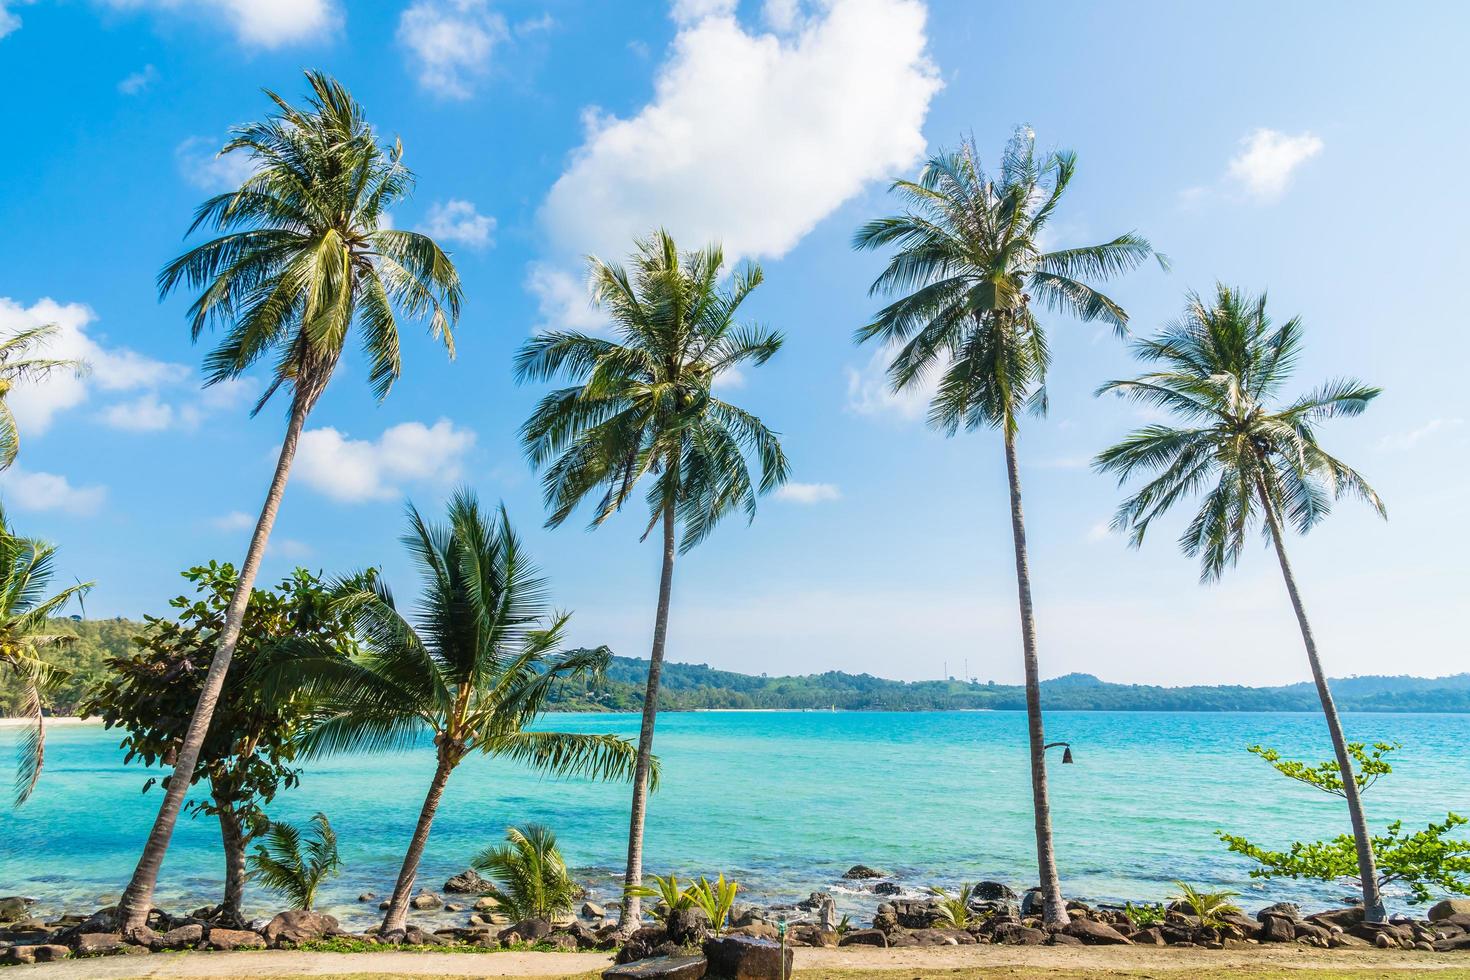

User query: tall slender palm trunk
[618,505,678,930]
[1257,483,1385,922]
[381,754,456,936]
[1003,428,1070,929]
[118,388,316,936]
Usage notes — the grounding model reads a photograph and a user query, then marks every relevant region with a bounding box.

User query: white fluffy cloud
[1227,129,1323,200]
[1378,417,1463,452]
[420,199,496,248]
[398,0,506,99]
[97,0,338,46]
[525,262,609,333]
[294,419,476,503]
[844,345,933,422]
[541,0,940,265]
[118,64,158,95]
[211,510,255,531]
[175,136,255,193]
[775,481,840,504]
[0,466,105,516]
[1,0,34,39]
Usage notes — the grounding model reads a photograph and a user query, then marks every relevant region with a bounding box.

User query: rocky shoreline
[4,868,1470,974]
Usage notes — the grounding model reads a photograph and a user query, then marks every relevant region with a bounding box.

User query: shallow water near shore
[2,710,1467,929]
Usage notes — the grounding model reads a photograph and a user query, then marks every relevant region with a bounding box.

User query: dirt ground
[4,944,1468,979]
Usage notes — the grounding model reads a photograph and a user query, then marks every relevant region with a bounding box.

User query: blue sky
[1,0,1465,685]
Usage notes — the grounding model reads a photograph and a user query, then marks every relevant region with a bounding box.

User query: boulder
[1259,915,1296,943]
[358,892,376,902]
[74,932,131,956]
[872,882,902,896]
[842,864,886,880]
[149,924,204,951]
[702,934,792,980]
[785,923,836,947]
[795,891,831,911]
[993,922,1046,945]
[1064,918,1132,945]
[410,889,444,910]
[0,897,32,923]
[667,906,712,946]
[1129,927,1165,946]
[263,910,339,946]
[1049,932,1084,946]
[1435,934,1470,952]
[1306,907,1364,930]
[475,895,501,912]
[402,926,449,945]
[1256,902,1300,922]
[838,928,887,948]
[444,870,493,894]
[1019,888,1045,917]
[604,955,709,980]
[729,923,778,941]
[500,917,552,942]
[616,925,670,964]
[544,932,579,951]
[972,881,1017,902]
[1430,899,1470,922]
[583,901,607,919]
[205,928,265,951]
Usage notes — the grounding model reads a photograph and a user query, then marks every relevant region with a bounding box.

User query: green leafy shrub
[472,824,578,921]
[248,812,341,911]
[1123,901,1165,928]
[684,874,739,934]
[929,882,978,929]
[1170,881,1240,928]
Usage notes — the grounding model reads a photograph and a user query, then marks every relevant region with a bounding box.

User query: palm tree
[472,823,578,922]
[248,812,341,911]
[1095,284,1388,921]
[852,130,1163,927]
[514,230,789,927]
[265,491,644,938]
[0,509,92,804]
[117,70,462,935]
[0,323,86,470]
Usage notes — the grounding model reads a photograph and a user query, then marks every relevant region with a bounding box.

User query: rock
[500,918,552,942]
[1020,888,1045,917]
[445,903,464,913]
[583,901,607,919]
[730,923,778,941]
[993,922,1046,945]
[205,928,265,951]
[816,895,838,933]
[402,926,448,945]
[837,928,887,948]
[358,892,376,902]
[1307,907,1364,929]
[795,891,830,911]
[1255,902,1300,922]
[872,882,902,896]
[1049,932,1084,946]
[0,897,32,923]
[1331,933,1372,948]
[1218,912,1262,940]
[1442,913,1470,931]
[444,870,493,894]
[378,900,391,910]
[1435,934,1470,952]
[972,881,1017,902]
[74,932,130,956]
[410,889,444,910]
[1259,915,1295,943]
[263,910,339,946]
[1064,918,1132,945]
[0,947,36,965]
[842,864,886,880]
[149,924,204,951]
[667,906,711,947]
[1129,927,1165,946]
[545,932,579,951]
[1430,899,1470,922]
[604,954,709,980]
[702,934,792,980]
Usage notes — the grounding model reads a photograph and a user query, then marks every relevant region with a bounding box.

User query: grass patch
[295,937,573,954]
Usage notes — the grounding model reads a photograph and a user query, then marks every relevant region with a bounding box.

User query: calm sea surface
[2,710,1467,928]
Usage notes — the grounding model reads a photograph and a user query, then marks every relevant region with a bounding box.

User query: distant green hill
[4,618,1468,715]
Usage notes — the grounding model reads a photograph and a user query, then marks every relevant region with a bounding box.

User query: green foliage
[1247,742,1399,797]
[853,128,1161,435]
[0,323,85,471]
[248,812,341,911]
[1220,814,1470,905]
[1095,284,1383,581]
[625,873,693,921]
[0,509,92,804]
[80,563,356,832]
[157,70,460,410]
[1123,901,1166,928]
[683,874,739,935]
[471,824,578,922]
[929,882,977,929]
[515,229,789,552]
[1170,881,1241,928]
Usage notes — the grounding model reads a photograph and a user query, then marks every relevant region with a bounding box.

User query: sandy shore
[3,944,1465,979]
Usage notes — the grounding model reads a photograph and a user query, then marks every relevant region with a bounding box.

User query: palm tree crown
[0,323,86,470]
[852,128,1165,431]
[1095,283,1385,579]
[515,230,789,550]
[0,509,92,804]
[158,70,462,411]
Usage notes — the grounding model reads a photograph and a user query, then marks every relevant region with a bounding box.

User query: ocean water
[2,710,1467,929]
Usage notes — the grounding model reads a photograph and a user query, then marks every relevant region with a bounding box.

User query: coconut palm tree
[852,129,1163,927]
[248,812,341,912]
[0,322,86,470]
[514,230,789,927]
[117,70,462,935]
[264,492,644,938]
[1095,284,1387,920]
[0,510,92,804]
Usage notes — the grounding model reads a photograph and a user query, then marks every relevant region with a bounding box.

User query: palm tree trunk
[1003,427,1070,929]
[213,787,248,928]
[618,504,677,930]
[1257,482,1386,922]
[117,391,314,936]
[381,753,455,936]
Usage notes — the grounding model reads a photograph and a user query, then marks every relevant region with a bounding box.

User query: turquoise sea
[3,710,1467,929]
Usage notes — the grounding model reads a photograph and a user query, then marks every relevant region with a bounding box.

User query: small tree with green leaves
[471,824,578,922]
[684,875,739,935]
[249,812,341,911]
[1219,743,1470,905]
[1171,881,1241,928]
[929,882,978,929]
